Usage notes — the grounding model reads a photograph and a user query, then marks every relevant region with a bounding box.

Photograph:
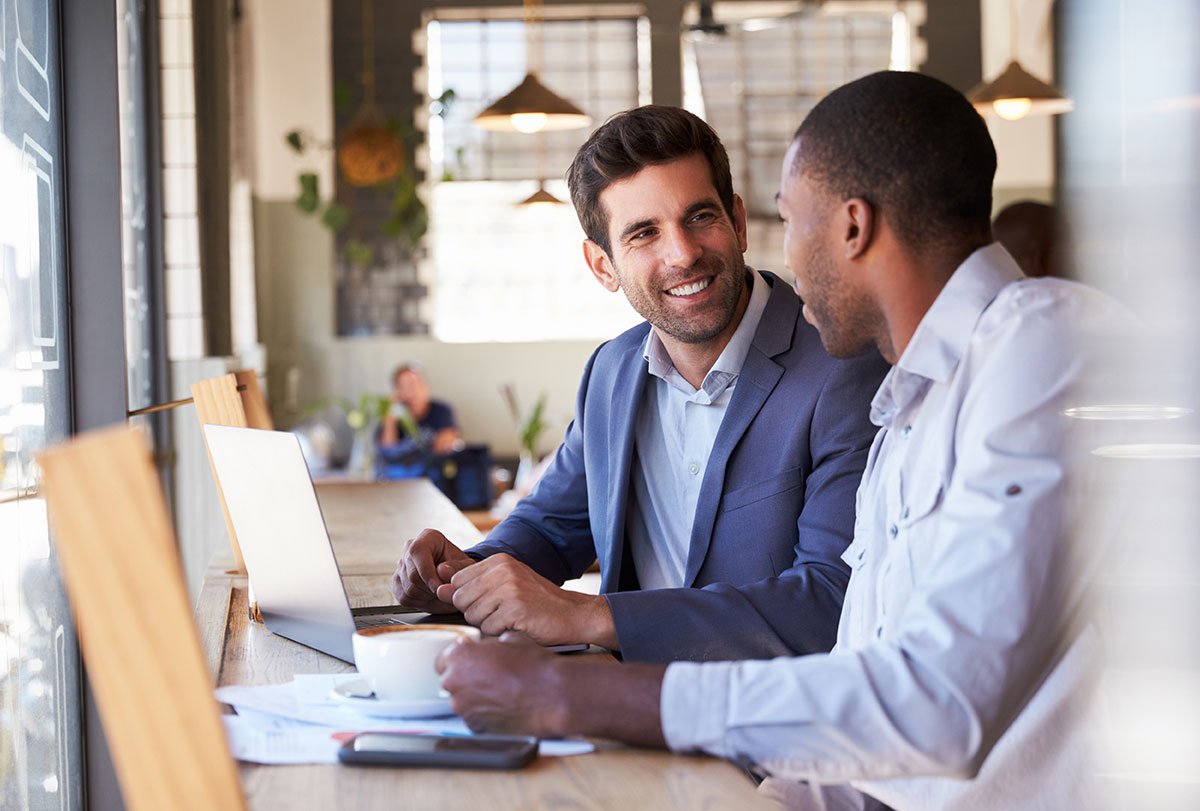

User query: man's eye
[631,229,654,241]
[691,211,714,223]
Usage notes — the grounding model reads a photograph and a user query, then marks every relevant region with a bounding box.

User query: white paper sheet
[216,675,594,764]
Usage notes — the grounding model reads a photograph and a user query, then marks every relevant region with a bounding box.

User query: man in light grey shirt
[437,72,1125,809]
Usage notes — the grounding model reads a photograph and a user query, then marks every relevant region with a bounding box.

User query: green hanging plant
[283,89,456,269]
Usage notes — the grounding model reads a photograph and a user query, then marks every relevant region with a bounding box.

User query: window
[424,15,647,342]
[0,0,84,805]
[685,1,918,274]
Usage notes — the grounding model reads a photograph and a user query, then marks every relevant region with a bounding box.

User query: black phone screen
[338,732,539,769]
[350,734,533,754]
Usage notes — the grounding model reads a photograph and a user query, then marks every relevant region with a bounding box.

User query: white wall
[249,0,334,202]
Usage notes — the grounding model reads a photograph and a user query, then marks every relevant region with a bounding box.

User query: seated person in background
[991,200,1060,278]
[392,105,888,664]
[376,363,461,478]
[437,71,1129,811]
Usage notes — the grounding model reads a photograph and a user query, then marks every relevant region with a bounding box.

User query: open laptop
[204,423,461,663]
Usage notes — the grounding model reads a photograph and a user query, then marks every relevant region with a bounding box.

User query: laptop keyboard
[354,615,406,629]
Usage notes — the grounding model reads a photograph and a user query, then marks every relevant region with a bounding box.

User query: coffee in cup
[352,624,478,701]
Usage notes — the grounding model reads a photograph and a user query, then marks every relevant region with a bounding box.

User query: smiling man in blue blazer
[392,106,887,663]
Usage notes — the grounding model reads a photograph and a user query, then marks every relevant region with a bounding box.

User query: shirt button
[888,524,898,539]
[688,463,699,476]
[901,506,910,520]
[901,425,913,437]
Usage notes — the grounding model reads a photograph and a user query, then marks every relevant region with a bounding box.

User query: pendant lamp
[473,0,591,134]
[968,0,1073,121]
[517,179,564,207]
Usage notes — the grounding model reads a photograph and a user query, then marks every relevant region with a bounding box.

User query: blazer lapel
[600,344,650,593]
[683,275,796,586]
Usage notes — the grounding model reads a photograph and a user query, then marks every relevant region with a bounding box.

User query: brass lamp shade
[968,60,1074,121]
[517,181,564,207]
[474,73,592,133]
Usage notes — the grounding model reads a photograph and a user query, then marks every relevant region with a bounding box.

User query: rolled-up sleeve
[661,661,736,755]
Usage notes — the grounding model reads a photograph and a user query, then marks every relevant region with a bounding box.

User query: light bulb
[993,97,1033,121]
[510,113,548,134]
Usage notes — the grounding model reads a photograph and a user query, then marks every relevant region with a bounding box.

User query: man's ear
[583,240,620,292]
[731,193,749,253]
[842,197,876,260]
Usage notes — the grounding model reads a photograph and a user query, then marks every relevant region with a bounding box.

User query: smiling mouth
[665,277,712,297]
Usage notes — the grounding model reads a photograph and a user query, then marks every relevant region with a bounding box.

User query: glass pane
[119,0,155,412]
[430,17,639,182]
[0,0,85,808]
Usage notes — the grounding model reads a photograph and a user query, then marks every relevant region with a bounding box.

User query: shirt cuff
[660,660,736,756]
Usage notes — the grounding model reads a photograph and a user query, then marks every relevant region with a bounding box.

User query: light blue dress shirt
[626,269,771,590]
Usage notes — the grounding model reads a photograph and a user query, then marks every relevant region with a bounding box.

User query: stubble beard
[620,251,747,345]
[803,242,876,359]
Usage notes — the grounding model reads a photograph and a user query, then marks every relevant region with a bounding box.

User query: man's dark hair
[792,71,996,251]
[566,105,735,256]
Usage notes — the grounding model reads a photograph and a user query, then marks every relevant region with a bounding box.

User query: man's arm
[437,633,666,747]
[608,349,887,662]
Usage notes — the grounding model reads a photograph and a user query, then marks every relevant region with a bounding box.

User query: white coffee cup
[352,624,478,701]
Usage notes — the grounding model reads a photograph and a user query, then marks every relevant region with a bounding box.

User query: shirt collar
[642,268,771,399]
[870,243,1023,426]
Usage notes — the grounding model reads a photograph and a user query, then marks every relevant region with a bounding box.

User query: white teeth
[666,278,711,297]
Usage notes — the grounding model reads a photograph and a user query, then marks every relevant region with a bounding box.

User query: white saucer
[329,679,454,718]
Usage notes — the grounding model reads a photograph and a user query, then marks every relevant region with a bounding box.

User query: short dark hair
[792,71,996,251]
[566,105,735,255]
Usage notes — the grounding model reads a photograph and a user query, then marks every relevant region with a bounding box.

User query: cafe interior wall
[247,0,602,458]
[245,0,1052,459]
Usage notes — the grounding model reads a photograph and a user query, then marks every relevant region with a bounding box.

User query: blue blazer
[471,271,888,663]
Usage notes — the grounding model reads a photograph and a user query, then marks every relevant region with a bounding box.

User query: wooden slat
[40,426,245,811]
[233,369,274,430]
[192,373,250,573]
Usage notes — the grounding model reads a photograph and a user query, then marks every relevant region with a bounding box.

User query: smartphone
[337,732,539,769]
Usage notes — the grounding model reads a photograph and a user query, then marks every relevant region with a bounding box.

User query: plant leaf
[333,81,355,114]
[321,202,350,231]
[345,240,375,268]
[295,172,320,213]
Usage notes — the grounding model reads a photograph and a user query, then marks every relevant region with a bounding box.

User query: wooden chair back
[38,426,245,811]
[191,370,273,573]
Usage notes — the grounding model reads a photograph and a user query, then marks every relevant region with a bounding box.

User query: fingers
[410,529,453,594]
[436,559,473,580]
[394,529,473,613]
[392,560,436,606]
[498,630,537,646]
[435,635,476,674]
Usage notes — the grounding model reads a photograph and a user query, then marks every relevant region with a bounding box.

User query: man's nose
[661,226,703,268]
